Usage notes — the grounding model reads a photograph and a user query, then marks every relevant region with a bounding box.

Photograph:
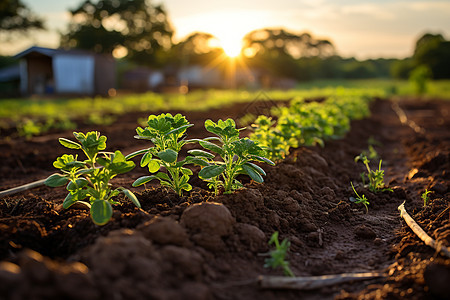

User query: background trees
[60,0,174,66]
[0,0,44,35]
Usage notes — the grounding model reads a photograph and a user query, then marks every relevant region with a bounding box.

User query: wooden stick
[398,201,450,258]
[0,178,47,198]
[258,272,383,290]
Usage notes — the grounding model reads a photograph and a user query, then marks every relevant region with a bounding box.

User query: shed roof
[14,46,96,59]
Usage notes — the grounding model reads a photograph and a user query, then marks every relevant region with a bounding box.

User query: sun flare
[220,37,242,58]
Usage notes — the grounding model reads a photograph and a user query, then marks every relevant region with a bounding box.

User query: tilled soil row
[0,98,448,300]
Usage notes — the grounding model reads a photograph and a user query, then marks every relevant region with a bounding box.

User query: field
[0,86,449,299]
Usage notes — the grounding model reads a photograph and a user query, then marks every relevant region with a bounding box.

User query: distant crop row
[251,92,373,161]
[0,87,385,138]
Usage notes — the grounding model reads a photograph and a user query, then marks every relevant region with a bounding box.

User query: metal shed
[15,46,115,96]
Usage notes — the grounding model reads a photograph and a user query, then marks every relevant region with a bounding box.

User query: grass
[1,79,448,138]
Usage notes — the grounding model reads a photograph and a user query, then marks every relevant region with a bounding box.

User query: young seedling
[45,131,139,226]
[350,182,370,213]
[264,231,294,277]
[191,118,274,194]
[355,153,392,193]
[126,113,196,196]
[421,189,433,206]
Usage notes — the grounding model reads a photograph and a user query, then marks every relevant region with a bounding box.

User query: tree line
[1,0,449,81]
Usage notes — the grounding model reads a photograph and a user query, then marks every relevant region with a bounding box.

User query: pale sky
[2,0,450,59]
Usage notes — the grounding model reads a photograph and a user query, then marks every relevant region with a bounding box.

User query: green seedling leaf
[45,173,69,187]
[132,175,160,187]
[90,200,113,226]
[199,140,224,155]
[155,172,170,181]
[63,193,76,209]
[187,149,215,159]
[181,167,193,175]
[53,154,84,170]
[243,162,266,176]
[157,149,178,163]
[109,151,135,174]
[140,152,152,167]
[67,178,89,191]
[125,148,149,160]
[242,164,264,183]
[199,165,226,179]
[119,188,141,208]
[166,124,194,137]
[250,155,275,166]
[148,160,160,173]
[185,157,210,167]
[59,138,81,149]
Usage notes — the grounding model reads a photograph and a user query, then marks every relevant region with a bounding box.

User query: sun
[219,36,243,58]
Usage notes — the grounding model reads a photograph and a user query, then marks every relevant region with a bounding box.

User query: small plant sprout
[354,153,392,193]
[126,113,196,196]
[190,118,274,194]
[421,189,433,206]
[350,182,370,213]
[264,231,294,277]
[45,131,139,226]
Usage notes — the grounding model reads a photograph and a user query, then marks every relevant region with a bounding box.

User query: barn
[15,46,115,96]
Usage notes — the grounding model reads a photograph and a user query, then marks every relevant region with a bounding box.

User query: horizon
[2,0,450,60]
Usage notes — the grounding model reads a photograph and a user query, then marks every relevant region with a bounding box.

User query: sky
[3,0,450,59]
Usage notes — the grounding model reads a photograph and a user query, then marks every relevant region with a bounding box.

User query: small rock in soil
[354,224,377,240]
[234,223,266,253]
[180,202,235,236]
[137,216,189,246]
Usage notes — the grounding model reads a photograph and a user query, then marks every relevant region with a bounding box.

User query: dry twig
[398,201,450,258]
[258,272,383,290]
[0,179,47,199]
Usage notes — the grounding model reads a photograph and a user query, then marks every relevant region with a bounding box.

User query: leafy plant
[264,231,294,277]
[250,115,291,161]
[355,153,392,193]
[126,113,196,196]
[421,189,433,206]
[45,131,139,226]
[191,119,274,194]
[350,182,370,213]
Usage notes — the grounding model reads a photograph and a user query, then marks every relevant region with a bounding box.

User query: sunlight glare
[220,37,242,57]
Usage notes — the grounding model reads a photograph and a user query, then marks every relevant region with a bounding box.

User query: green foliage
[251,115,291,161]
[251,92,373,161]
[354,153,392,193]
[45,131,139,226]
[350,182,370,213]
[128,113,195,196]
[264,231,294,277]
[421,189,433,207]
[409,65,432,95]
[190,118,274,194]
[413,33,450,79]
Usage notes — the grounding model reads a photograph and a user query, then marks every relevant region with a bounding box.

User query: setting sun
[220,37,242,57]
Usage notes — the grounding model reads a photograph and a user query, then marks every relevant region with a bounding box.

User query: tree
[241,28,335,80]
[242,28,335,60]
[413,33,450,79]
[169,32,225,67]
[61,0,174,66]
[0,0,44,36]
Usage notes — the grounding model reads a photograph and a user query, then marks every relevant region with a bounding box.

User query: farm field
[0,91,449,299]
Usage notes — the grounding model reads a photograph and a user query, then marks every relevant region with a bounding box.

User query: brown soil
[0,97,449,300]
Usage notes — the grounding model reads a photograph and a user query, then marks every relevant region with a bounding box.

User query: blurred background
[0,0,449,97]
